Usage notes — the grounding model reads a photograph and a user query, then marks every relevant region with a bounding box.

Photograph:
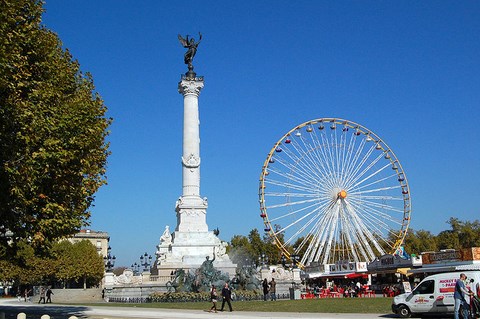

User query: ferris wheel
[258,118,411,268]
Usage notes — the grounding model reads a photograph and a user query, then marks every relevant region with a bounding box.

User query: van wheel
[398,305,411,318]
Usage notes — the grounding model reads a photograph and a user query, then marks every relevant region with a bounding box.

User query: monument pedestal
[154,228,236,278]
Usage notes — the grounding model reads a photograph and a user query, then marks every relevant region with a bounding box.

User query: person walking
[23,288,31,302]
[262,278,269,301]
[454,273,473,319]
[38,287,46,304]
[269,278,277,301]
[220,282,233,312]
[46,287,54,303]
[209,285,218,313]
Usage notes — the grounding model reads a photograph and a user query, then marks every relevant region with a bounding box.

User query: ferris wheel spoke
[311,131,338,181]
[273,154,322,187]
[266,197,322,211]
[265,175,319,193]
[303,129,332,173]
[279,148,339,193]
[344,202,384,260]
[341,203,372,261]
[348,196,405,215]
[284,202,330,247]
[304,213,331,263]
[344,151,385,190]
[267,197,330,223]
[290,138,334,187]
[350,172,398,192]
[343,138,373,185]
[349,197,403,224]
[348,161,392,191]
[351,185,402,195]
[264,171,322,190]
[306,134,337,188]
[272,202,324,234]
[343,135,367,180]
[267,168,323,193]
[345,130,361,173]
[321,204,340,264]
[352,194,403,202]
[272,165,335,195]
[265,191,319,198]
[347,201,401,241]
[338,209,362,261]
[308,203,338,263]
[338,131,354,182]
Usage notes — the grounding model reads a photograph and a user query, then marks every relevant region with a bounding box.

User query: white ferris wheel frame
[258,118,411,268]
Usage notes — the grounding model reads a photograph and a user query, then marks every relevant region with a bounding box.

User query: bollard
[17,313,26,319]
[40,315,50,319]
[68,316,78,319]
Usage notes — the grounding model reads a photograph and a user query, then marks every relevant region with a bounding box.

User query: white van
[392,271,480,318]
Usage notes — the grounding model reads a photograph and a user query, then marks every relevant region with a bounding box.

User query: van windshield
[412,279,435,295]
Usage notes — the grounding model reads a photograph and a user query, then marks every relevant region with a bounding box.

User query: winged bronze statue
[178,33,202,71]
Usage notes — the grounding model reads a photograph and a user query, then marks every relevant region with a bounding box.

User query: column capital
[178,77,204,96]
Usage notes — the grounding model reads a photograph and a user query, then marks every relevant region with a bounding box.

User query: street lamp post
[131,262,140,275]
[281,254,287,268]
[140,252,152,272]
[104,246,116,272]
[258,253,269,269]
[291,254,300,268]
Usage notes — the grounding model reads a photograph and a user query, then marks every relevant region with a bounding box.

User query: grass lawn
[87,297,393,314]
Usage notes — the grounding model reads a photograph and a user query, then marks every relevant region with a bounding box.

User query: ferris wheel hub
[338,190,347,199]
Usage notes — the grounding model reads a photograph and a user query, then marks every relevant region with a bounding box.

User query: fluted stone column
[176,75,208,232]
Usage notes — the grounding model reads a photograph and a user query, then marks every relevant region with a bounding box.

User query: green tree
[402,228,437,255]
[248,228,265,262]
[229,234,252,266]
[437,217,480,250]
[51,240,77,288]
[230,228,286,266]
[0,259,21,285]
[0,0,111,253]
[263,224,286,264]
[70,240,104,289]
[292,235,313,260]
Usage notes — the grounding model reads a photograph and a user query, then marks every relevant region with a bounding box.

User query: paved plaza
[0,298,398,319]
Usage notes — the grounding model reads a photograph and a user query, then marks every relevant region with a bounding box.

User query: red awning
[344,273,369,279]
[307,272,369,279]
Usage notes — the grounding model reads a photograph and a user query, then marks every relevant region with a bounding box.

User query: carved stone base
[154,228,237,278]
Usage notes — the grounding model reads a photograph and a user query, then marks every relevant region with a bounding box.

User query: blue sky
[42,1,480,267]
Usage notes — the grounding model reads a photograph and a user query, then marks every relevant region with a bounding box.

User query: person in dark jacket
[262,278,269,301]
[220,282,233,312]
[46,287,54,303]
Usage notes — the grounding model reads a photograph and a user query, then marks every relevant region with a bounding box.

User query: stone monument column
[176,76,208,232]
[153,34,237,280]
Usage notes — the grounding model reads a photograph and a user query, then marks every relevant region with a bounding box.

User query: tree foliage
[71,240,105,289]
[0,0,111,252]
[229,228,286,266]
[0,239,104,288]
